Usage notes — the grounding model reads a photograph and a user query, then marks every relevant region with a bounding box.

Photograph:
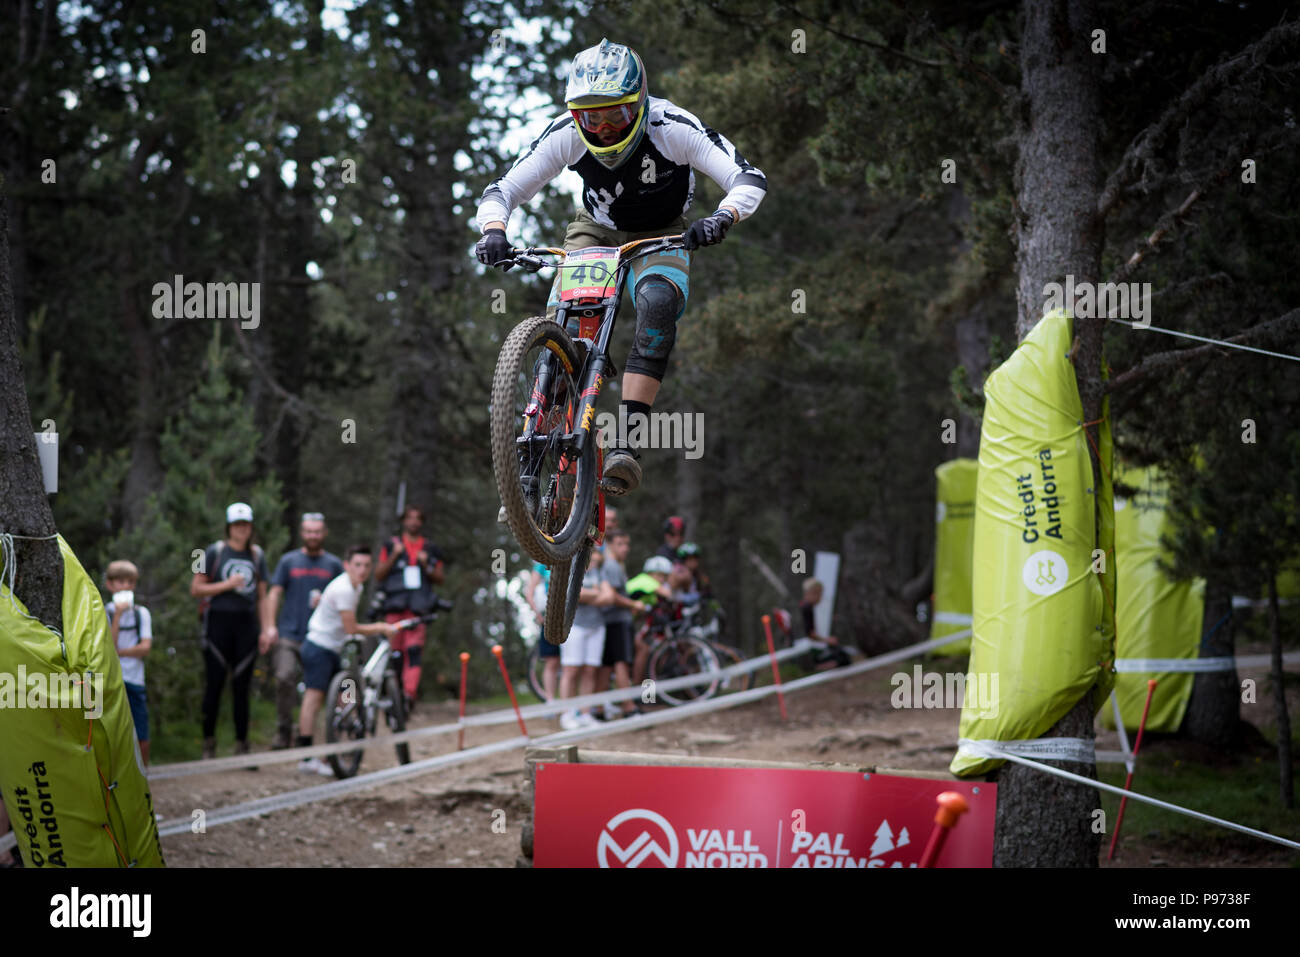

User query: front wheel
[647,636,721,706]
[324,668,365,779]
[382,672,411,765]
[491,317,596,564]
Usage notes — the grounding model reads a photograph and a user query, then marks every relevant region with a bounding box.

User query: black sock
[297,735,312,749]
[618,400,652,451]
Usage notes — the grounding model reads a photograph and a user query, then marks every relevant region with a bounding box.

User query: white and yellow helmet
[565,38,648,170]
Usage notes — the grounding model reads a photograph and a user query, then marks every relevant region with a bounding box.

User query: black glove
[476,228,514,270]
[684,210,734,251]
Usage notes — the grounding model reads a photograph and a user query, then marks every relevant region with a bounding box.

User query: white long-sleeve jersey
[476,96,768,234]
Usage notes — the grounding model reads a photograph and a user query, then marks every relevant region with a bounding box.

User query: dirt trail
[153,652,1295,867]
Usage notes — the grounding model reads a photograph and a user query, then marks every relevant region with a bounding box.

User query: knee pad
[627,277,683,380]
[406,646,422,670]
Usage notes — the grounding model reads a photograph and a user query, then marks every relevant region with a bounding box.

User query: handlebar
[497,234,686,274]
[391,597,455,631]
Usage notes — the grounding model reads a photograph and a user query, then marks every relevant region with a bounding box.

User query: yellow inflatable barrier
[1099,464,1205,733]
[930,458,978,656]
[952,311,1114,777]
[0,535,164,867]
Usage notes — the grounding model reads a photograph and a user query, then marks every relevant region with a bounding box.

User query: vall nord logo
[596,809,679,867]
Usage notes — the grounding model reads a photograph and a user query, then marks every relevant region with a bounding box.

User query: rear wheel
[491,317,596,564]
[324,668,365,779]
[544,536,594,646]
[648,635,721,706]
[527,638,561,702]
[710,643,751,693]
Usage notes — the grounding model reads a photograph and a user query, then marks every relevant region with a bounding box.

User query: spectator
[373,505,446,711]
[297,546,399,776]
[264,513,344,750]
[626,555,674,683]
[190,503,272,760]
[676,541,712,600]
[604,505,619,533]
[668,561,695,601]
[105,560,152,766]
[595,531,647,719]
[656,515,686,561]
[523,561,560,700]
[801,579,851,671]
[559,548,615,729]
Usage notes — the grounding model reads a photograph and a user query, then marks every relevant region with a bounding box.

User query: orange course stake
[457,652,470,750]
[1108,678,1158,861]
[491,644,529,737]
[761,614,788,721]
[919,791,970,868]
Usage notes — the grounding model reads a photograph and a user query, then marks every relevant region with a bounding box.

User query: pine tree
[103,326,287,740]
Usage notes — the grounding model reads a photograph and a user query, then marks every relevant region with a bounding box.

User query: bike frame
[511,236,685,506]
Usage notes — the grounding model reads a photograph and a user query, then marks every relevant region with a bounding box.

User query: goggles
[572,102,638,133]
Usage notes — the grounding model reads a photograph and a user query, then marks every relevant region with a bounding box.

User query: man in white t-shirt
[296,545,398,775]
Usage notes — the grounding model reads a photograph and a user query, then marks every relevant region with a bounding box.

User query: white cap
[226,502,254,523]
[643,556,673,575]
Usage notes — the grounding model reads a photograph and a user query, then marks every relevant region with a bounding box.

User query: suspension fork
[570,352,610,458]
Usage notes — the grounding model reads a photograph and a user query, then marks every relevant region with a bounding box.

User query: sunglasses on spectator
[301,512,325,523]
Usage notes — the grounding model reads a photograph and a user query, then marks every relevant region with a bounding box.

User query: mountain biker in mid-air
[475,38,768,497]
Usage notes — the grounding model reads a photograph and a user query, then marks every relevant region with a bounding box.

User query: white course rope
[960,740,1300,852]
[1108,316,1300,363]
[1114,651,1300,673]
[147,640,824,779]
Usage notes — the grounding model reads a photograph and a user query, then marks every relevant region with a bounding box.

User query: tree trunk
[993,0,1105,868]
[1182,585,1240,749]
[0,171,62,628]
[1268,572,1294,808]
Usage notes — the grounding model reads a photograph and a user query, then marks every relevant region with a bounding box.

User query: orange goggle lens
[573,103,637,132]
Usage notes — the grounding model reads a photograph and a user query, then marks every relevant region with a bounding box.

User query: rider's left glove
[684,209,735,251]
[476,228,515,270]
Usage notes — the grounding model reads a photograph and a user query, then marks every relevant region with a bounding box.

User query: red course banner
[534,764,995,868]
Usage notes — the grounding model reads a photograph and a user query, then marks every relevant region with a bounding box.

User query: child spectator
[559,548,614,729]
[105,560,152,765]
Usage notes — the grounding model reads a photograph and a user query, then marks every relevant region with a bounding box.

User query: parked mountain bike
[490,234,688,642]
[525,600,750,706]
[323,599,452,779]
[686,603,752,694]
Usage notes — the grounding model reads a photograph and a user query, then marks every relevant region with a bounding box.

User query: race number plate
[558,246,620,302]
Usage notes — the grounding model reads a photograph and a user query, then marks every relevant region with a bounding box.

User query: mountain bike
[634,602,723,707]
[490,234,687,642]
[686,603,752,694]
[322,600,452,779]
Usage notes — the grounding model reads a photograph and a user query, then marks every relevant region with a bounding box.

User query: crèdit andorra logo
[1022,549,1068,597]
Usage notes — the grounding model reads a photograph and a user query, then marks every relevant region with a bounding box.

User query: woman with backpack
[189,502,272,759]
